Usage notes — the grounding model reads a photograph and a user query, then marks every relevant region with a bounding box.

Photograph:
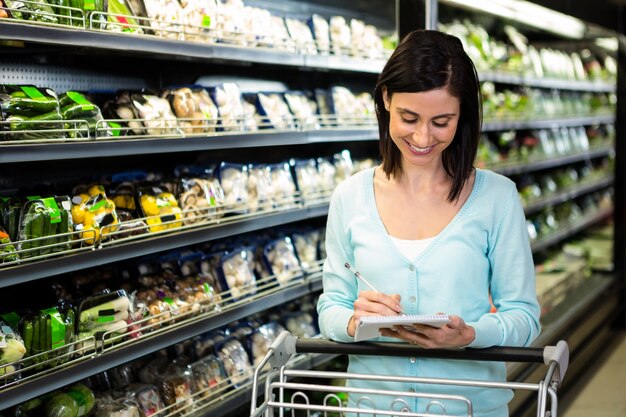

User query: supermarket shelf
[482,114,615,132]
[0,21,385,74]
[508,273,620,416]
[0,277,323,410]
[524,175,615,215]
[493,146,614,176]
[479,71,616,93]
[530,207,614,254]
[196,351,339,417]
[0,129,378,164]
[0,203,329,288]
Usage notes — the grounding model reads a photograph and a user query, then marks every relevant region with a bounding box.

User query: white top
[388,235,436,261]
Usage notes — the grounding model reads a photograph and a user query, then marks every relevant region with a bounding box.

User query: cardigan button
[410,296,416,303]
[408,388,415,393]
[409,265,415,271]
[409,357,416,363]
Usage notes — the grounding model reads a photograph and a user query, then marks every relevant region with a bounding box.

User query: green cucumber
[8,110,62,131]
[22,320,34,356]
[2,97,59,116]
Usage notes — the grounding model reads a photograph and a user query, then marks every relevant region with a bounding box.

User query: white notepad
[354,314,451,342]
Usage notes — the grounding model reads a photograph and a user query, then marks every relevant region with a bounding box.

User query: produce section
[0,1,623,417]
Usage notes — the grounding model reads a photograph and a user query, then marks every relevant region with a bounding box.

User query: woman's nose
[411,122,430,145]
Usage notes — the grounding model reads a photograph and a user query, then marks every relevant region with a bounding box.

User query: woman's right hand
[347,291,403,337]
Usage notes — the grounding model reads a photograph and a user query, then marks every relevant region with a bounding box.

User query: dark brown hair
[375,29,482,202]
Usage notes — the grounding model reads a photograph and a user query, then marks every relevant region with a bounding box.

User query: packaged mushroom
[131,93,182,137]
[330,86,361,125]
[284,91,320,129]
[215,337,254,387]
[329,16,351,56]
[214,0,248,45]
[142,0,185,40]
[333,150,355,184]
[209,83,247,132]
[316,157,338,192]
[191,330,226,360]
[177,252,222,312]
[177,177,225,225]
[309,14,330,55]
[285,17,317,55]
[255,93,295,130]
[217,162,250,214]
[314,88,333,127]
[246,164,273,212]
[292,229,321,271]
[155,363,195,416]
[269,15,296,52]
[189,355,228,400]
[284,311,317,337]
[262,236,303,286]
[162,87,218,135]
[219,247,257,301]
[125,383,165,417]
[178,0,218,43]
[267,162,298,208]
[290,158,323,202]
[95,397,141,417]
[247,321,286,367]
[102,91,145,136]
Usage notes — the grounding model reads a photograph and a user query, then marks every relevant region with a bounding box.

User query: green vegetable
[8,110,63,131]
[47,0,71,25]
[66,384,95,416]
[44,392,79,417]
[21,320,33,356]
[0,325,26,374]
[2,97,60,116]
[0,226,19,263]
[3,0,59,24]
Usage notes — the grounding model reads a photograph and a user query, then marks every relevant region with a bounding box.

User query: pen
[345,262,404,315]
[344,262,380,293]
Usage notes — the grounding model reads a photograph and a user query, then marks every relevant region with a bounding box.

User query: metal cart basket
[250,331,569,417]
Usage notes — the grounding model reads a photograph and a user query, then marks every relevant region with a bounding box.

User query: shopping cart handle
[294,336,555,364]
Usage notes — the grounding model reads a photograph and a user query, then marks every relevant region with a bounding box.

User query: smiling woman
[317,29,540,417]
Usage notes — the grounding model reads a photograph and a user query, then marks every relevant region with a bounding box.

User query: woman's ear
[382,87,390,111]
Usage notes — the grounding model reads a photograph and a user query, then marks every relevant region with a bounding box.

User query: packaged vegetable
[162,87,218,135]
[18,196,73,257]
[285,17,317,55]
[0,225,19,264]
[177,177,224,225]
[284,91,319,129]
[219,247,257,301]
[0,85,63,141]
[189,355,227,400]
[95,397,141,417]
[76,290,130,347]
[245,164,272,212]
[247,321,286,367]
[58,91,109,138]
[291,158,323,202]
[255,93,295,130]
[309,14,330,55]
[315,157,337,193]
[155,363,194,415]
[71,187,119,244]
[178,0,218,42]
[267,162,298,208]
[215,337,253,387]
[0,321,26,378]
[217,162,249,214]
[137,184,183,233]
[333,149,354,184]
[141,0,184,40]
[329,16,351,56]
[177,252,222,311]
[125,383,164,416]
[263,237,303,286]
[2,0,58,24]
[292,229,321,271]
[1,197,23,243]
[191,330,226,361]
[105,0,143,34]
[101,91,145,136]
[209,83,247,132]
[284,311,317,337]
[131,93,181,137]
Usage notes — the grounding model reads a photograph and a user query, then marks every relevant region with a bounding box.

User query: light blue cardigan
[317,167,541,417]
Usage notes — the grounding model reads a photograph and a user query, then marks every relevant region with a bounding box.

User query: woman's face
[383,87,460,169]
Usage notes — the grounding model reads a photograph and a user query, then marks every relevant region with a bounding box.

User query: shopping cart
[250,331,569,417]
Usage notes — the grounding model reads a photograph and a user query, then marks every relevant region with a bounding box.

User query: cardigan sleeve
[466,184,541,348]
[316,185,358,343]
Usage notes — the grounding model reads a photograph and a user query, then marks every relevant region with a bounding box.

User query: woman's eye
[401,118,417,124]
[432,121,449,128]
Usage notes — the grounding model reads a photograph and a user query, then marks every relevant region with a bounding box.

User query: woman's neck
[395,160,450,194]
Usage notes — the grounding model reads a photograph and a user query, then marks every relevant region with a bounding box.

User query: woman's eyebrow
[397,108,457,118]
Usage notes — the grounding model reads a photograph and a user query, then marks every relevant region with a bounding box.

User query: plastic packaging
[247,321,286,367]
[292,229,321,271]
[162,87,218,134]
[329,16,351,56]
[217,162,250,213]
[137,184,183,233]
[189,354,227,399]
[178,177,225,225]
[291,158,322,202]
[309,14,330,55]
[333,150,354,184]
[58,91,109,138]
[101,91,145,136]
[76,290,130,347]
[285,17,317,55]
[284,91,320,129]
[263,236,303,286]
[0,85,63,141]
[131,93,181,137]
[284,311,317,337]
[219,247,257,301]
[215,337,254,387]
[155,363,195,415]
[0,225,19,263]
[267,162,298,208]
[0,320,26,379]
[126,383,164,416]
[141,0,185,40]
[209,83,247,132]
[71,186,119,244]
[255,93,295,130]
[18,196,74,257]
[95,397,141,417]
[245,164,273,212]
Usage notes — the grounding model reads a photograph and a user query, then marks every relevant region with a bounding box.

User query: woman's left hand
[379,315,475,349]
